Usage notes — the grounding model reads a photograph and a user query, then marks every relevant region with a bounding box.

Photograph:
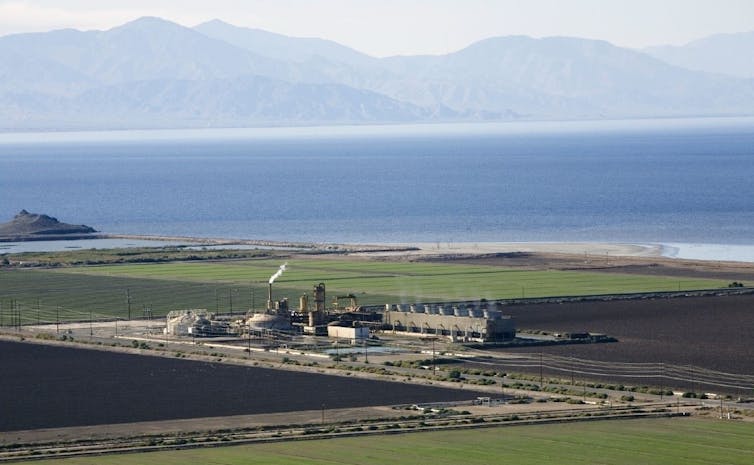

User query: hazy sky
[1,0,753,56]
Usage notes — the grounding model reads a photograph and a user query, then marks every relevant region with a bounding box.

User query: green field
[28,418,754,465]
[55,258,726,301]
[0,257,725,323]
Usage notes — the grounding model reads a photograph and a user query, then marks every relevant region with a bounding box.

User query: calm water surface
[1,118,753,246]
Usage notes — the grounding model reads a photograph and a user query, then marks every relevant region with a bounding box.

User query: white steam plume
[268,262,288,284]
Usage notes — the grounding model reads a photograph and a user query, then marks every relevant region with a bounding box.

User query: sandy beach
[360,242,662,258]
[357,241,754,263]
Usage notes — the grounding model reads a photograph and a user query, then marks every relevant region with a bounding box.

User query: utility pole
[251,286,255,312]
[432,337,436,373]
[720,397,724,419]
[247,321,252,358]
[126,289,131,321]
[583,377,587,399]
[659,362,664,400]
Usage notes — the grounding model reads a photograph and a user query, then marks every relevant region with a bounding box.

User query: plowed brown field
[0,341,473,432]
[500,294,754,376]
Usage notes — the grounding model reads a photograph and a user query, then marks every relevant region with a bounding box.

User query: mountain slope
[1,76,437,130]
[71,75,435,123]
[0,17,298,85]
[195,19,375,67]
[0,18,753,130]
[376,36,754,117]
[0,17,443,130]
[193,19,399,89]
[644,31,754,78]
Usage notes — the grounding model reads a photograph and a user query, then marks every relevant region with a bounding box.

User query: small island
[0,210,97,241]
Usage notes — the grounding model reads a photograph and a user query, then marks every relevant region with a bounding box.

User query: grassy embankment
[2,246,281,266]
[25,418,754,465]
[0,257,726,324]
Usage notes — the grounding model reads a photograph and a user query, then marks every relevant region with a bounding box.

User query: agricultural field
[1,246,279,267]
[502,294,754,376]
[25,418,754,465]
[0,257,727,323]
[0,340,473,432]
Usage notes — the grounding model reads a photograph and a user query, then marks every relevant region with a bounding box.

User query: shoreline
[3,234,754,264]
[376,242,663,258]
[359,241,754,264]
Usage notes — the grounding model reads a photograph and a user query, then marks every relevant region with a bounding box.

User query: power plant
[383,302,515,342]
[165,264,516,344]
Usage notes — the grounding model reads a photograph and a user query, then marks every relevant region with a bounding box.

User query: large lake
[2,118,753,251]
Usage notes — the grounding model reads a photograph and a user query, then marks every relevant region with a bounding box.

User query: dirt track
[423,251,754,281]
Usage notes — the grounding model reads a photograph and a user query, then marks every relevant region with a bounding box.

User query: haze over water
[1,118,753,251]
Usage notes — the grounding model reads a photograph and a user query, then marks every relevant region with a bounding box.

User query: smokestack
[266,262,287,310]
[267,282,273,310]
[268,262,287,284]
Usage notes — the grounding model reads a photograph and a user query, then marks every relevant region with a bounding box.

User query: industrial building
[383,303,515,342]
[165,277,516,343]
[327,323,370,343]
[165,310,235,337]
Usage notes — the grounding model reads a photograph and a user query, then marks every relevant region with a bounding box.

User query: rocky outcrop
[0,210,96,239]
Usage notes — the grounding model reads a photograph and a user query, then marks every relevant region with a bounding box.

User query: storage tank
[484,309,502,319]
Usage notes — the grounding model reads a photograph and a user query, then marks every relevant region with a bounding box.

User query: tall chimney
[267,282,273,310]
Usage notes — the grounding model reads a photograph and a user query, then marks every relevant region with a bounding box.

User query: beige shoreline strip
[355,242,663,258]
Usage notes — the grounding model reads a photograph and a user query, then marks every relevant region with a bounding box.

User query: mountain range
[1,17,753,130]
[644,31,754,79]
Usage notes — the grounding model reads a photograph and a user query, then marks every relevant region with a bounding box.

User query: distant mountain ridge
[644,31,754,78]
[0,17,752,130]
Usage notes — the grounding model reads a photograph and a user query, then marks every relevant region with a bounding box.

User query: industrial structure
[164,266,516,343]
[165,310,235,337]
[326,323,370,343]
[382,303,515,342]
